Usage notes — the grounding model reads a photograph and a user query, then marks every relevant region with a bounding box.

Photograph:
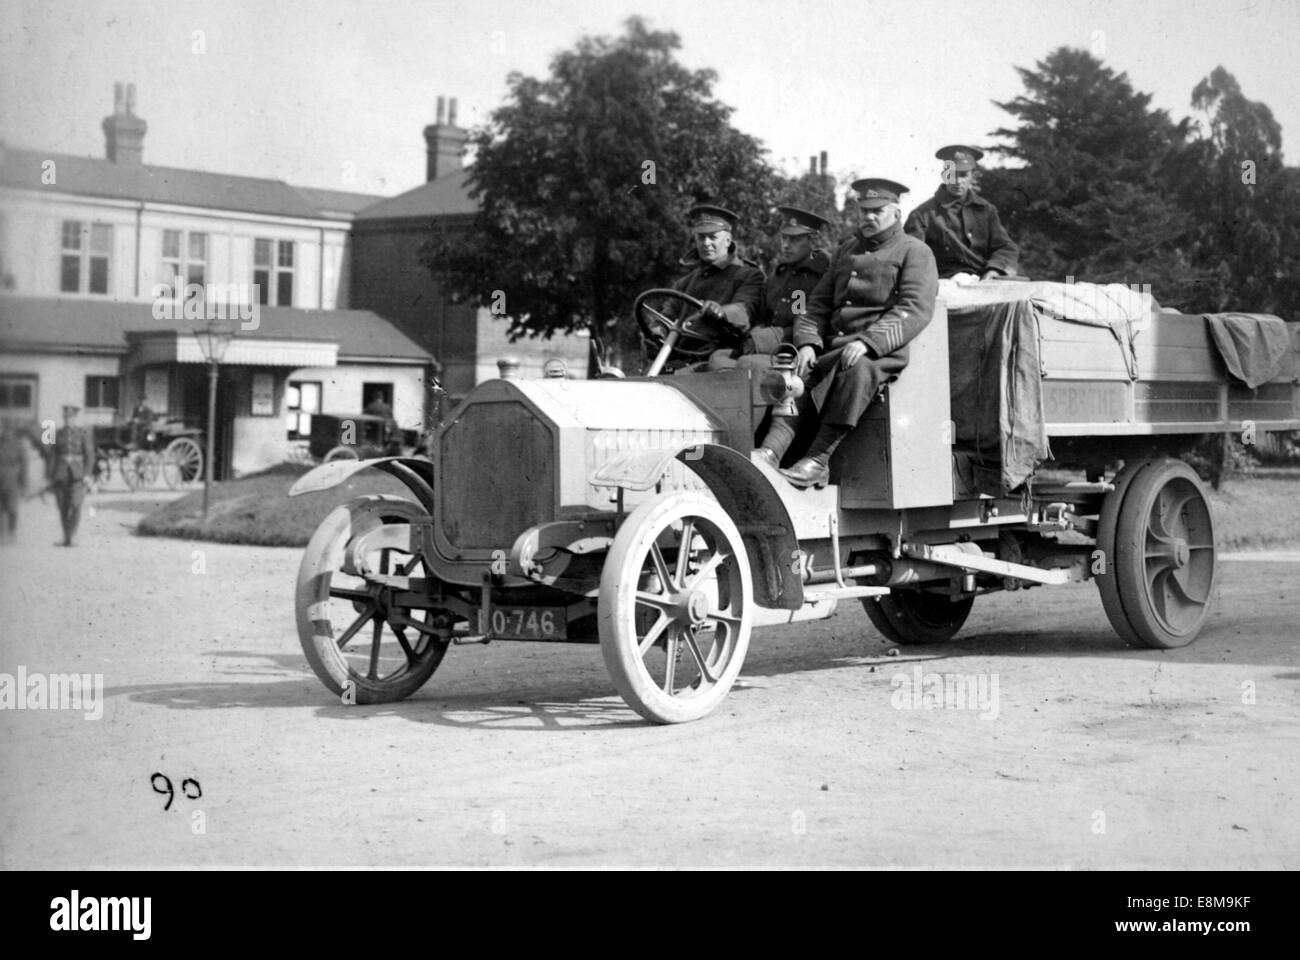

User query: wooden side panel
[837,301,954,509]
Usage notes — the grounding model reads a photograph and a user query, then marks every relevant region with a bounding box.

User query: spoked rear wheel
[1099,458,1216,649]
[598,492,752,724]
[124,450,157,490]
[296,495,450,703]
[161,437,203,487]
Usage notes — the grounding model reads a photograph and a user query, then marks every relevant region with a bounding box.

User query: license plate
[482,605,567,640]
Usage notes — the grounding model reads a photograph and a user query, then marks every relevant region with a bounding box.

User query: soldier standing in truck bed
[49,404,96,547]
[904,144,1019,280]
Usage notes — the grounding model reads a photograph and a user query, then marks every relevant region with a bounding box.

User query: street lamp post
[194,324,233,519]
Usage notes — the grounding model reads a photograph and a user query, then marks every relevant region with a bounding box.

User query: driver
[667,204,764,371]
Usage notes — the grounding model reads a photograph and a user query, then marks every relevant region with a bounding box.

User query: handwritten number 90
[151,772,201,810]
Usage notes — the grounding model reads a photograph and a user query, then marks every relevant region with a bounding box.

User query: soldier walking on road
[0,419,29,544]
[49,404,96,547]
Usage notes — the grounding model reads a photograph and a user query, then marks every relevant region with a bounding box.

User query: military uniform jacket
[672,252,765,339]
[794,221,938,363]
[752,249,831,354]
[0,432,27,490]
[904,188,1019,278]
[51,426,96,484]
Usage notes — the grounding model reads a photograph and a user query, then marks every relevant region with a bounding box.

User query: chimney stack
[809,156,817,176]
[102,80,147,165]
[819,151,828,177]
[423,95,468,182]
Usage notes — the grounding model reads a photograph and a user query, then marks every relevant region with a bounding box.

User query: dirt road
[1,490,1297,868]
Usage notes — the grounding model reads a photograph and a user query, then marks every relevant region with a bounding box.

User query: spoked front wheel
[598,492,752,724]
[296,495,450,703]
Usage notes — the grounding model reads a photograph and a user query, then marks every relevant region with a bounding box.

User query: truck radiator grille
[439,401,554,550]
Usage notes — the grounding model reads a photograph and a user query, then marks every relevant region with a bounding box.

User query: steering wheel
[633,288,734,373]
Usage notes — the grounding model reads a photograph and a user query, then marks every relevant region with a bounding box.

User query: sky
[2,0,1297,215]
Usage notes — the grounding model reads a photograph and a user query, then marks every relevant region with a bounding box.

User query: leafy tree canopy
[421,17,786,362]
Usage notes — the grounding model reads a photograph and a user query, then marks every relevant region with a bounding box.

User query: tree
[1180,66,1300,316]
[421,17,778,368]
[981,47,1212,305]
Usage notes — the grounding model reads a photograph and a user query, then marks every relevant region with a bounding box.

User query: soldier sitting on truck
[755,178,939,487]
[665,204,765,372]
[904,145,1019,281]
[747,205,833,360]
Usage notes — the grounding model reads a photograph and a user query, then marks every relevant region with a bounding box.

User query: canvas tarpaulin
[1204,313,1291,389]
[947,297,1051,492]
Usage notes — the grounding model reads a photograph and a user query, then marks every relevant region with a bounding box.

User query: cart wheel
[162,437,203,487]
[323,445,359,462]
[1102,458,1216,649]
[296,495,449,703]
[124,450,152,490]
[598,491,752,724]
[862,590,975,645]
[92,449,112,487]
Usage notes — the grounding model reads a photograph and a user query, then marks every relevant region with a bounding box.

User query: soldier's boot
[781,424,850,488]
[754,416,797,470]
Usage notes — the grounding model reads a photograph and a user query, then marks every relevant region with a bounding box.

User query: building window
[60,221,112,295]
[85,375,120,410]
[362,383,394,415]
[254,239,295,306]
[0,375,37,418]
[286,380,321,439]
[161,229,207,299]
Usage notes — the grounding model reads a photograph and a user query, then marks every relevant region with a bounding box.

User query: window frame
[60,220,113,295]
[286,378,322,440]
[254,238,295,307]
[161,228,208,300]
[84,375,120,410]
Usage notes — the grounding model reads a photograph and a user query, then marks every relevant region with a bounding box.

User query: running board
[900,543,1072,585]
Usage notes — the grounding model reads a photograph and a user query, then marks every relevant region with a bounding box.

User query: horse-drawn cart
[93,416,204,490]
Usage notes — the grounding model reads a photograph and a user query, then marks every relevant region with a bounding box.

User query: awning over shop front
[129,331,338,367]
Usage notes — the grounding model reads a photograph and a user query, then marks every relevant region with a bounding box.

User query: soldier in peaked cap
[904,144,1019,280]
[758,178,938,487]
[714,205,833,376]
[49,403,96,546]
[755,206,832,352]
[665,204,765,371]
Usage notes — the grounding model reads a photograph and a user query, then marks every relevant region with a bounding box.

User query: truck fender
[591,443,802,610]
[288,456,435,514]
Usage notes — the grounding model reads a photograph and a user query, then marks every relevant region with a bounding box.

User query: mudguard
[288,456,435,514]
[591,442,803,610]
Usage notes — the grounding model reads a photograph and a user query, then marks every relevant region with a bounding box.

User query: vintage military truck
[289,283,1300,723]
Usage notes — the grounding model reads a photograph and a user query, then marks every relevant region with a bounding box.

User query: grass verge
[136,463,414,547]
[1208,473,1300,551]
